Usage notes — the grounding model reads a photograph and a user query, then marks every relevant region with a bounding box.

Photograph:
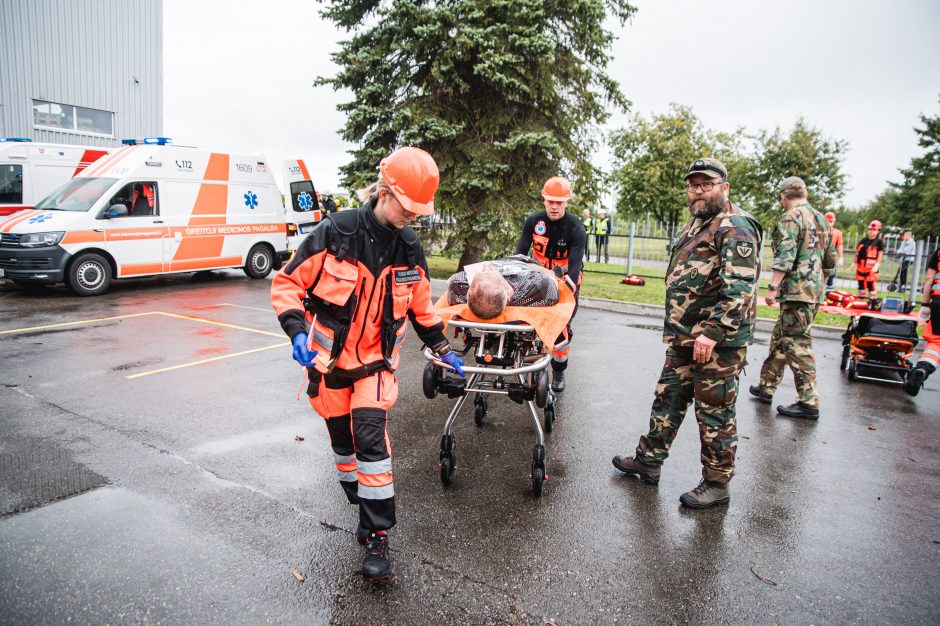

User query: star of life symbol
[297,191,313,211]
[535,220,546,235]
[28,213,53,224]
[244,191,258,209]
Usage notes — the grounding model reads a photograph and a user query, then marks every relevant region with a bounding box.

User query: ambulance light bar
[0,138,32,142]
[121,137,172,146]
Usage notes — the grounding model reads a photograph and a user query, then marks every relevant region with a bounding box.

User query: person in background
[595,209,611,263]
[896,230,916,291]
[905,244,940,395]
[854,220,885,299]
[581,209,594,260]
[824,211,843,292]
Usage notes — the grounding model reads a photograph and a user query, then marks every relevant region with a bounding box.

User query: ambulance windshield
[34,177,117,212]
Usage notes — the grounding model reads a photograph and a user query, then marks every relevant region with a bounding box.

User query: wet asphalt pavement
[0,272,937,625]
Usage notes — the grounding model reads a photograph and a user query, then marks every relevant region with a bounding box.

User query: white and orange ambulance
[0,139,111,216]
[0,138,291,295]
[282,158,324,252]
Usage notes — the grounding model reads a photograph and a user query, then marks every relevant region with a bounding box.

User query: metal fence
[427,221,938,301]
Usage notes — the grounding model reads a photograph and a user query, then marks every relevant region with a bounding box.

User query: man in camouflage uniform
[750,177,837,419]
[612,158,763,509]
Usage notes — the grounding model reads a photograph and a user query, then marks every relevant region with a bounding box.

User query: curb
[429,278,847,341]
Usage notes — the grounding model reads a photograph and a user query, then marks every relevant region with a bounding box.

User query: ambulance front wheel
[244,244,274,279]
[66,253,112,296]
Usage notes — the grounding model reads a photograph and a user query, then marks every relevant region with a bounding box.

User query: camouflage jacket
[770,203,837,304]
[663,203,763,347]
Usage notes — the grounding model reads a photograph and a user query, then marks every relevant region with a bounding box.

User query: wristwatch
[766,284,778,292]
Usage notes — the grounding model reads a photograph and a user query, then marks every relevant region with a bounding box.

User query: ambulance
[0,138,291,296]
[282,158,323,252]
[0,139,111,216]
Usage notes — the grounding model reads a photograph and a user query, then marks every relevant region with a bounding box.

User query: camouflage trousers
[636,344,747,484]
[758,302,820,409]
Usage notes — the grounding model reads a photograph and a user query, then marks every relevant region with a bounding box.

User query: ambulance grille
[0,233,22,246]
[0,257,52,269]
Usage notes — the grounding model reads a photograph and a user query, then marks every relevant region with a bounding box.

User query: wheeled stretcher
[422,272,576,497]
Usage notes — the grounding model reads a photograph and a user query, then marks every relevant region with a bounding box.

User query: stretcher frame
[422,318,557,497]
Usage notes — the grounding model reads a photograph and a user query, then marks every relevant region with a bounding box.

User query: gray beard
[688,197,727,219]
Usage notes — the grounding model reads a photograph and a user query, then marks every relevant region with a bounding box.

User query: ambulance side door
[101,180,169,276]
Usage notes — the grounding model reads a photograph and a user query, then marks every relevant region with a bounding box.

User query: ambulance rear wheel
[847,360,858,382]
[244,244,274,279]
[66,253,112,296]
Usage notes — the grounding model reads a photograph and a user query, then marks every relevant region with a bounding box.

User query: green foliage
[318,0,635,266]
[609,108,849,232]
[880,103,940,237]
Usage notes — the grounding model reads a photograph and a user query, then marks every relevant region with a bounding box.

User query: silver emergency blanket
[446,257,559,308]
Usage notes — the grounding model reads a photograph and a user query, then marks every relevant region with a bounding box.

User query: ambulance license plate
[299,223,316,234]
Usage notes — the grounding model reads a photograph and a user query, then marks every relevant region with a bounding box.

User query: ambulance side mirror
[101,203,129,219]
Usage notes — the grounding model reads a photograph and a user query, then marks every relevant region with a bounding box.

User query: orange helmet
[379,146,439,215]
[824,211,836,224]
[868,219,882,230]
[541,176,572,202]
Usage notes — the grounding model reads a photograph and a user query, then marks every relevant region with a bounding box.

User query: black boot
[748,385,772,404]
[776,402,819,420]
[551,370,566,393]
[904,366,928,396]
[362,531,391,579]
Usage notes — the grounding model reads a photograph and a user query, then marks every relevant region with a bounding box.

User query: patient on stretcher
[446,256,559,319]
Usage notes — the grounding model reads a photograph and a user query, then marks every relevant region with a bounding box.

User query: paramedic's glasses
[686,180,723,193]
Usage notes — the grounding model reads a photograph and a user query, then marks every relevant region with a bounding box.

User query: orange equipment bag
[826,290,856,307]
[621,274,646,286]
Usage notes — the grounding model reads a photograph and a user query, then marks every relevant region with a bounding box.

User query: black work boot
[551,370,566,393]
[611,455,661,485]
[679,479,730,509]
[777,402,820,420]
[749,385,772,404]
[356,523,369,546]
[904,366,928,396]
[362,531,391,579]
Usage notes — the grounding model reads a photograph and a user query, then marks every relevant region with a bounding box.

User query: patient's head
[467,265,513,319]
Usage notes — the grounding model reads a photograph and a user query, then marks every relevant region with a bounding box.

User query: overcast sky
[163,0,940,208]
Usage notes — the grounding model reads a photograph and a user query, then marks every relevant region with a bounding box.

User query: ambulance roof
[0,142,110,162]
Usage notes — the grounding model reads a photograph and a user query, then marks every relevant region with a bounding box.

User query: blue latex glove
[291,333,318,367]
[439,350,465,377]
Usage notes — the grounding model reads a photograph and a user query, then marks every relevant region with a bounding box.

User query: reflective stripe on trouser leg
[324,414,359,504]
[636,346,695,466]
[351,371,398,531]
[552,324,572,371]
[918,324,940,370]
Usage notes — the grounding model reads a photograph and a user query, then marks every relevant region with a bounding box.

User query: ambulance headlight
[19,231,66,247]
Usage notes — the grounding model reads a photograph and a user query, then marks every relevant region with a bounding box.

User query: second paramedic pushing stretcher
[515,176,586,392]
[270,147,465,580]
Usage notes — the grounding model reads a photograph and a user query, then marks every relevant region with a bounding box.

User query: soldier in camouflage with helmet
[613,158,763,509]
[750,176,837,420]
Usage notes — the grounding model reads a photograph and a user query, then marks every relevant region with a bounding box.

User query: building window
[32,100,113,137]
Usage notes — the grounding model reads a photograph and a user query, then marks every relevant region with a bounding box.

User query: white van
[282,158,324,252]
[0,139,290,295]
[0,139,111,216]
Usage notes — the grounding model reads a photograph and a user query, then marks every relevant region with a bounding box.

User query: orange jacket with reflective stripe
[514,210,586,286]
[271,203,446,377]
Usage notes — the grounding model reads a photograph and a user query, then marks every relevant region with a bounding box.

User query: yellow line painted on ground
[154,312,284,338]
[126,342,289,379]
[0,311,159,335]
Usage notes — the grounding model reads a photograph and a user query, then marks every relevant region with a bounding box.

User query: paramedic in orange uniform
[515,176,586,393]
[270,147,464,580]
[854,220,885,298]
[906,245,940,395]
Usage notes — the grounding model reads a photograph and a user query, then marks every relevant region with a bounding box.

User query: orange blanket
[435,278,576,347]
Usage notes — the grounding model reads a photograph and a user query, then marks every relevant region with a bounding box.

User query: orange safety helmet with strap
[379,147,439,215]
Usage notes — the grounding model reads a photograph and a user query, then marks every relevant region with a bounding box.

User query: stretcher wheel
[543,403,555,433]
[847,360,858,382]
[440,453,456,486]
[423,362,440,399]
[473,395,487,427]
[535,370,549,408]
[531,463,545,497]
[839,346,849,371]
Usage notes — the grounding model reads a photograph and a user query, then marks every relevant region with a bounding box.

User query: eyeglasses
[685,180,724,193]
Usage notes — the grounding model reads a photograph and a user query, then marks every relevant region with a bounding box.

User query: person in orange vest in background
[270,147,464,580]
[854,220,885,299]
[824,211,844,292]
[905,245,940,395]
[515,176,587,392]
[131,182,155,215]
